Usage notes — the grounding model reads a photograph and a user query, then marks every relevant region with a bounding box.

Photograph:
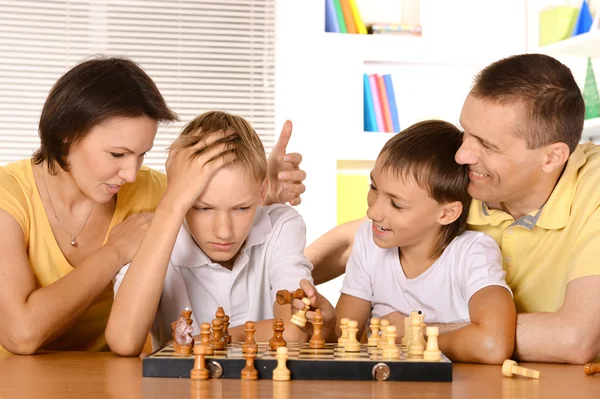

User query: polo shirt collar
[467,145,586,230]
[171,206,272,268]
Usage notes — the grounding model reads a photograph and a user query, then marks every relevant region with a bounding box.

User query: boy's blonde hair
[172,111,267,182]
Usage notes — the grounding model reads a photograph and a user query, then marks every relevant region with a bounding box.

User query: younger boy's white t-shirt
[113,204,313,349]
[340,221,511,323]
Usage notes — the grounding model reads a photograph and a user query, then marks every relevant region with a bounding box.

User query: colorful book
[573,0,593,36]
[340,0,357,34]
[333,0,347,34]
[377,75,393,132]
[325,0,340,33]
[363,74,377,132]
[383,74,400,132]
[348,0,367,34]
[368,74,384,132]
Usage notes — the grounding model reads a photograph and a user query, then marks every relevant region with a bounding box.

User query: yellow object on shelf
[337,173,369,225]
[539,6,579,47]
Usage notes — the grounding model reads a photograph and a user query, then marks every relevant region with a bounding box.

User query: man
[302,53,600,364]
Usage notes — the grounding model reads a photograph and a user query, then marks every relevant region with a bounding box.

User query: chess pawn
[290,297,310,328]
[401,316,412,346]
[211,318,225,350]
[584,363,600,375]
[338,318,350,346]
[367,317,380,347]
[190,344,210,380]
[423,326,442,361]
[407,313,424,359]
[243,321,257,354]
[241,344,258,380]
[199,322,214,355]
[344,320,361,352]
[309,309,326,349]
[382,325,400,360]
[378,319,390,350]
[272,346,291,381]
[269,319,287,351]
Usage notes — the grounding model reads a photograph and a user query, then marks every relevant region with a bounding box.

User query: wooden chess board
[143,342,452,381]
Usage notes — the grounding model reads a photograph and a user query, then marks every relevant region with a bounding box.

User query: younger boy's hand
[291,279,336,340]
[264,121,306,206]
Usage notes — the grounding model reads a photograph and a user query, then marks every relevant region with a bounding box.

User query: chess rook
[190,344,210,380]
[502,359,540,379]
[275,288,306,305]
[423,326,441,362]
[290,297,310,328]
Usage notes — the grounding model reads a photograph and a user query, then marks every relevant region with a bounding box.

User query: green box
[539,6,579,47]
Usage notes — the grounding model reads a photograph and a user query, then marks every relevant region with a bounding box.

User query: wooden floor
[0,351,599,398]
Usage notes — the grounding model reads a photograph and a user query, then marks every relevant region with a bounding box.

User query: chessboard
[142,342,452,382]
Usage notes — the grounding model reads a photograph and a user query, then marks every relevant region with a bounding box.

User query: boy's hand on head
[291,279,336,339]
[264,120,306,207]
[163,132,236,215]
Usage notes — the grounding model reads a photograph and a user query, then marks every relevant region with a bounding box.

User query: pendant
[70,236,77,246]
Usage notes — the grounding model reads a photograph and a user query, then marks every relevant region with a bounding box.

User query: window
[0,0,276,171]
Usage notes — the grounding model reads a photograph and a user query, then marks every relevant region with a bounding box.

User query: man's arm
[305,218,365,285]
[515,276,600,363]
[438,286,516,364]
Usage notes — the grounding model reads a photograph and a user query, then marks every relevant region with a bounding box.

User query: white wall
[275,0,528,302]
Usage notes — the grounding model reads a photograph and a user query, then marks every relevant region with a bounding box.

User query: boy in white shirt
[106,111,312,355]
[297,120,516,364]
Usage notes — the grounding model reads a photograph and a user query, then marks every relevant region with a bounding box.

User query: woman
[0,56,305,354]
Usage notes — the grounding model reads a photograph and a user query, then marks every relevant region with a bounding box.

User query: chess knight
[172,315,194,355]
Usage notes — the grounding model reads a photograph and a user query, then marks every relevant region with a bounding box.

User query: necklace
[42,166,95,246]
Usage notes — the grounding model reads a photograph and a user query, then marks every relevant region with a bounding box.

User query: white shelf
[336,132,395,161]
[583,118,600,141]
[537,30,600,58]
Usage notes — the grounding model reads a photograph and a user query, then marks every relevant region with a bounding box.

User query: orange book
[340,0,357,34]
[377,75,393,132]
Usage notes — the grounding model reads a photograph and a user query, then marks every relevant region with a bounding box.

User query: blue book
[383,74,400,132]
[573,0,593,36]
[363,74,377,132]
[325,0,340,33]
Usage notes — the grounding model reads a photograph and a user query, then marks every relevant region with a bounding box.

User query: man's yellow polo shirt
[467,143,600,314]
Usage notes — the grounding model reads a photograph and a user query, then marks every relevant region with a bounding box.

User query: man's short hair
[471,53,585,153]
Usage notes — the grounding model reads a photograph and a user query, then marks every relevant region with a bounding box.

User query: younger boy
[298,121,515,364]
[106,111,312,355]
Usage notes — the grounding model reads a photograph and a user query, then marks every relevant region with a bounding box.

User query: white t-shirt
[114,204,313,349]
[340,221,511,324]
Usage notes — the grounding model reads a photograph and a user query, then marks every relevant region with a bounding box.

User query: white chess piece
[344,320,361,352]
[382,325,400,359]
[423,326,442,361]
[290,297,310,327]
[338,318,350,346]
[272,346,291,381]
[367,318,380,347]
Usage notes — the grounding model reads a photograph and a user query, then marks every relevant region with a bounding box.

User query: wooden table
[0,351,598,398]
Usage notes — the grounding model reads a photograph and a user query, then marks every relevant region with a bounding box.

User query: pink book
[369,74,384,132]
[377,75,393,132]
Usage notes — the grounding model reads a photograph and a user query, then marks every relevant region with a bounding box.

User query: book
[363,74,377,132]
[333,0,347,33]
[340,0,357,34]
[369,74,384,132]
[325,0,340,33]
[348,0,367,34]
[337,173,369,225]
[383,74,400,132]
[377,75,393,132]
[572,0,593,36]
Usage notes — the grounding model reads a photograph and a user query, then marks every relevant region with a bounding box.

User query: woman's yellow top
[0,159,166,352]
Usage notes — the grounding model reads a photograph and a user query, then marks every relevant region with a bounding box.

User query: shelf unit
[537,29,600,58]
